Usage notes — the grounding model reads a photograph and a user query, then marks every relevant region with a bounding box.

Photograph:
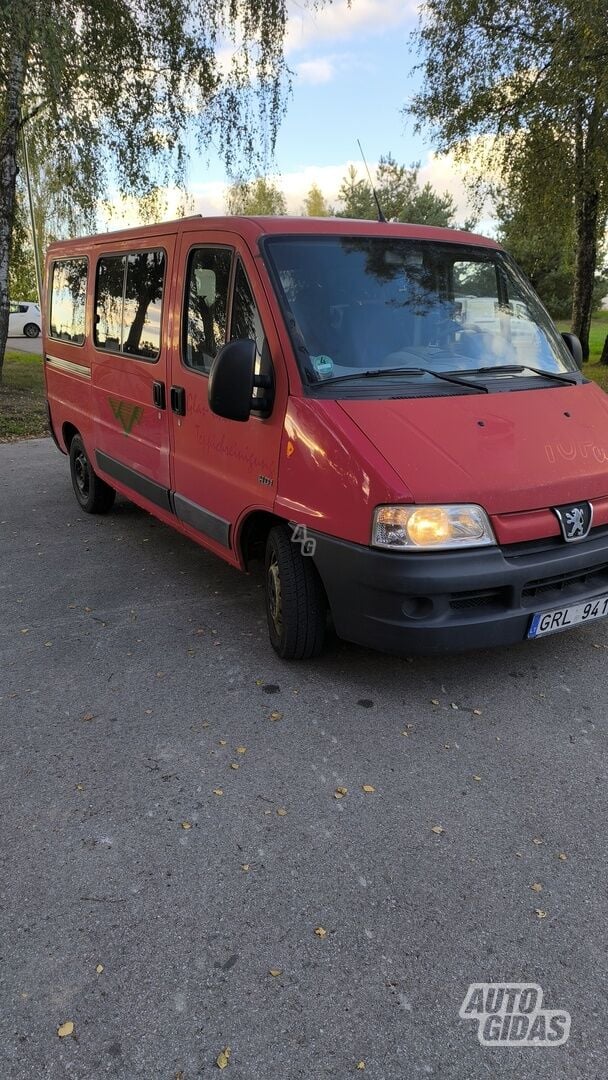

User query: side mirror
[561,332,584,370]
[208,338,257,422]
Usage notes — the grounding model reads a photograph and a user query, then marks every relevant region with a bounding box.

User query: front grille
[449,588,507,611]
[522,562,608,603]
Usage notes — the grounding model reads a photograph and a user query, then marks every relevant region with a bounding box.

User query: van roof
[46,214,501,253]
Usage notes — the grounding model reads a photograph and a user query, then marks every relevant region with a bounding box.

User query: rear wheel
[69,434,115,514]
[23,322,40,338]
[265,524,327,659]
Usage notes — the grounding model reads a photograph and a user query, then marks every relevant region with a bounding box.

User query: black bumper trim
[310,529,608,655]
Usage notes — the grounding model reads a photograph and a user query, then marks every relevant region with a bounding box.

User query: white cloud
[295,58,336,84]
[286,0,418,54]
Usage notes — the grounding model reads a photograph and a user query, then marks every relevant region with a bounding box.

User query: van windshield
[263,236,578,390]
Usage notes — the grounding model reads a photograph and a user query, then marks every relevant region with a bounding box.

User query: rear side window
[50,259,88,345]
[183,247,232,373]
[94,249,165,359]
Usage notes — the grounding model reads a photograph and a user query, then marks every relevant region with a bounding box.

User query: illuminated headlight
[372,504,496,550]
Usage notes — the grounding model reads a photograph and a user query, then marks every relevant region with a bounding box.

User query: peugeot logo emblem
[554,501,593,542]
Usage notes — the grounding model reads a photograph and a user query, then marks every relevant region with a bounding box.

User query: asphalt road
[7,335,42,355]
[1,438,608,1080]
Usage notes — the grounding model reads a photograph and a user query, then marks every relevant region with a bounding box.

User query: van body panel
[168,228,288,549]
[339,383,608,517]
[275,398,412,544]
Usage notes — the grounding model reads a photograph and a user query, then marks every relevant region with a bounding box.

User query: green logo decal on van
[109,398,144,434]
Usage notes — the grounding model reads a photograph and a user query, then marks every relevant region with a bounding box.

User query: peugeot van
[44,217,608,659]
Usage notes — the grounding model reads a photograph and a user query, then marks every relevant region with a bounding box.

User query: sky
[107,0,481,229]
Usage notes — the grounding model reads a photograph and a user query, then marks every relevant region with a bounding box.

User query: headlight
[372,504,496,550]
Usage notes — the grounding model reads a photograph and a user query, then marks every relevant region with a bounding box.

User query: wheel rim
[24,324,38,338]
[74,450,90,500]
[267,553,283,637]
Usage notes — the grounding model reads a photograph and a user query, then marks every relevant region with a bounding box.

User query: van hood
[339,383,608,515]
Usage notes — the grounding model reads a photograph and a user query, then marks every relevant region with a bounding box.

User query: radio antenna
[357,139,386,223]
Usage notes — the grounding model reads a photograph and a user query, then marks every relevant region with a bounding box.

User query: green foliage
[408,0,608,356]
[8,195,37,301]
[337,155,455,225]
[302,183,332,217]
[0,0,314,375]
[226,177,287,215]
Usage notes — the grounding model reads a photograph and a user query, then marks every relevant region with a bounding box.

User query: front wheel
[265,525,327,659]
[69,434,115,514]
[23,322,40,338]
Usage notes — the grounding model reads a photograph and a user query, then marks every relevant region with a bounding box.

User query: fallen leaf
[361,784,375,793]
[430,698,439,705]
[356,1064,366,1072]
[515,851,523,858]
[57,1021,74,1038]
[473,775,482,782]
[213,788,224,797]
[76,783,85,791]
[269,969,282,977]
[235,746,247,754]
[472,709,482,716]
[219,740,227,746]
[431,825,444,834]
[20,628,29,634]
[401,731,410,737]
[230,763,240,770]
[82,712,94,722]
[558,852,568,861]
[532,837,544,845]
[216,1046,231,1069]
[276,808,287,816]
[531,882,543,892]
[444,743,451,749]
[181,821,192,830]
[314,926,327,938]
[334,787,348,799]
[534,909,547,919]
[96,964,104,974]
[450,702,459,710]
[241,864,250,872]
[270,710,283,721]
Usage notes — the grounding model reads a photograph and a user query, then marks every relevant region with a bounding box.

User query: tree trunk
[571,105,600,362]
[0,43,29,382]
[600,333,608,366]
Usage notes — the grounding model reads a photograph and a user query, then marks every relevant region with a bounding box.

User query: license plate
[528,593,608,638]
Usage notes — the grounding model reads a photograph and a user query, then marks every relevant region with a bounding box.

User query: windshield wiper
[454,364,579,386]
[312,367,489,393]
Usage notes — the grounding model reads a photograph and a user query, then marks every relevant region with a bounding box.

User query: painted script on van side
[545,441,608,465]
[109,398,144,435]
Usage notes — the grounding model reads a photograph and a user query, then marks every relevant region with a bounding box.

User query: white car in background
[9,301,41,338]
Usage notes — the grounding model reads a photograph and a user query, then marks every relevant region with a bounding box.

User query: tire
[23,322,40,338]
[69,434,115,514]
[265,524,327,659]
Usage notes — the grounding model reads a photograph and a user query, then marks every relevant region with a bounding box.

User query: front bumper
[310,526,608,655]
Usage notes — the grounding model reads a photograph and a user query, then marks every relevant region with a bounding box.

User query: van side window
[50,258,88,345]
[123,251,165,358]
[230,260,272,414]
[184,248,232,374]
[95,255,125,352]
[94,249,165,359]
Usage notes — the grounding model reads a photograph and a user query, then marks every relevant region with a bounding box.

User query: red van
[44,216,608,658]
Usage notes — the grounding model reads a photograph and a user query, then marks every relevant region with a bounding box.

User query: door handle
[152,381,166,409]
[170,386,186,416]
